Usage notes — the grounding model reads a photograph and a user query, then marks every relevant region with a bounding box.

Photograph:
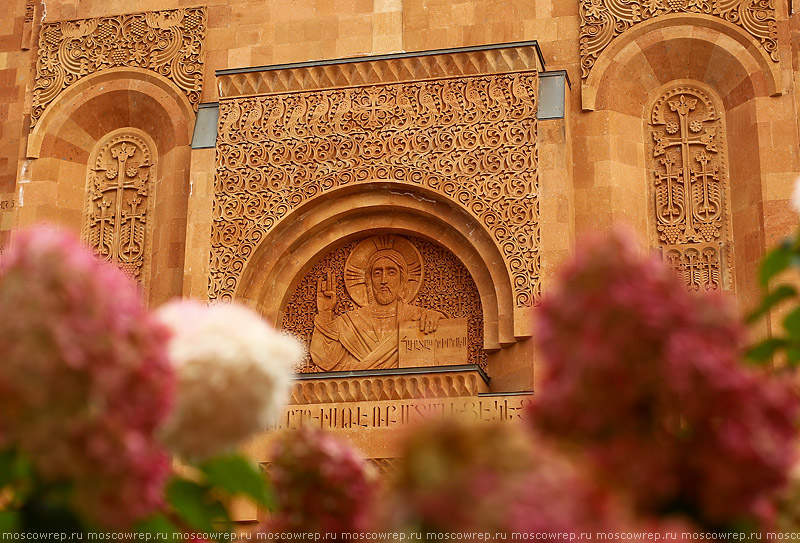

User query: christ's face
[371,257,402,305]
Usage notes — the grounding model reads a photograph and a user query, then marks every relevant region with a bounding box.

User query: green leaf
[746,338,788,363]
[747,285,798,324]
[0,511,19,533]
[786,307,800,339]
[134,514,181,540]
[166,478,229,534]
[759,246,793,287]
[787,347,800,368]
[200,455,274,508]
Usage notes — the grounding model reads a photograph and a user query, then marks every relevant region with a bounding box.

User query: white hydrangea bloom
[156,300,302,460]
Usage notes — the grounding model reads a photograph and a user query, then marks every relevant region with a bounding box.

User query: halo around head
[344,234,423,307]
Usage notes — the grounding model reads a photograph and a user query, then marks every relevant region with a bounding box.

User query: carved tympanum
[211,72,539,308]
[83,130,155,282]
[282,234,487,373]
[648,85,732,291]
[580,0,778,80]
[32,7,206,126]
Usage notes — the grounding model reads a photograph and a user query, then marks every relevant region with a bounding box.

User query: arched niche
[235,183,525,351]
[583,13,781,112]
[22,67,194,306]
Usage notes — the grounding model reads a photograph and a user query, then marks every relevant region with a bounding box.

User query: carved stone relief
[211,72,539,308]
[580,0,778,80]
[32,7,206,126]
[647,85,733,291]
[282,234,487,373]
[82,130,155,283]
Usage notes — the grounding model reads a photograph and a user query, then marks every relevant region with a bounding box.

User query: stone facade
[2,0,800,525]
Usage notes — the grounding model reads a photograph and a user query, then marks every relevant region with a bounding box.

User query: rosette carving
[648,85,733,291]
[580,0,778,79]
[32,7,206,126]
[210,73,540,308]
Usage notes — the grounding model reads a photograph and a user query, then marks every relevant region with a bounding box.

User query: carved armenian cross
[86,135,152,280]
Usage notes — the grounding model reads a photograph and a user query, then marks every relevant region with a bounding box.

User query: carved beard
[374,288,397,306]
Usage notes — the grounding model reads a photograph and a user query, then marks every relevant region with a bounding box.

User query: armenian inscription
[399,318,468,368]
[274,396,533,431]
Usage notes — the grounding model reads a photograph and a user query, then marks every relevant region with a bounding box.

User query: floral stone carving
[211,71,539,308]
[82,130,155,282]
[32,7,206,126]
[580,0,778,80]
[648,85,733,291]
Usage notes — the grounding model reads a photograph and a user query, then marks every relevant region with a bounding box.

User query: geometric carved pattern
[282,235,487,373]
[32,7,206,126]
[25,0,34,23]
[580,0,778,79]
[289,372,488,405]
[366,458,401,480]
[211,73,539,307]
[216,44,543,99]
[648,85,733,292]
[82,130,155,282]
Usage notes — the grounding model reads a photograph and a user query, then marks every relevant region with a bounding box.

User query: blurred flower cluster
[263,427,378,536]
[0,226,302,533]
[530,231,799,529]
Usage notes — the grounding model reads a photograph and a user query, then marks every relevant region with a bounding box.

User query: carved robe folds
[310,302,431,372]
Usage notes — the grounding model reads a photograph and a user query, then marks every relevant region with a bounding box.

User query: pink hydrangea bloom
[0,226,174,529]
[530,230,799,529]
[388,420,627,536]
[264,427,377,536]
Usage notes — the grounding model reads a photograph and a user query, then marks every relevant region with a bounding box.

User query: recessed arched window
[647,83,734,292]
[82,128,157,285]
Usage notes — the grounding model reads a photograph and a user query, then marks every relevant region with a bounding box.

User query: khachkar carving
[211,73,539,307]
[648,85,732,292]
[32,7,206,126]
[580,0,778,79]
[83,131,154,281]
[283,235,487,373]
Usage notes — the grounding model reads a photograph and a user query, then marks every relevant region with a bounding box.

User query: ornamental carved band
[648,85,733,291]
[32,7,206,126]
[83,130,155,283]
[580,0,778,79]
[210,73,539,307]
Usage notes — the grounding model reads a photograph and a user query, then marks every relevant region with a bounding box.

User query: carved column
[82,129,156,283]
[647,84,733,292]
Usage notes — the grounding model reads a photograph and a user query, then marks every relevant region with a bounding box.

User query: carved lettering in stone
[580,0,778,80]
[272,396,533,431]
[32,7,206,126]
[648,85,732,291]
[211,73,539,308]
[399,318,468,368]
[83,130,155,282]
[282,235,487,373]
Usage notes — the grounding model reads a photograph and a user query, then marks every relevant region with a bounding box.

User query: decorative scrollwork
[580,0,778,79]
[82,130,155,283]
[282,235,487,373]
[648,85,732,291]
[210,73,540,308]
[32,7,206,126]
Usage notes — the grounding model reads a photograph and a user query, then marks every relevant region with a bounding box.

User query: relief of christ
[309,235,444,372]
